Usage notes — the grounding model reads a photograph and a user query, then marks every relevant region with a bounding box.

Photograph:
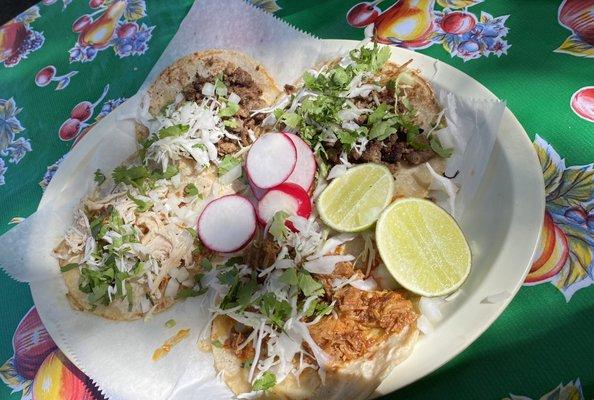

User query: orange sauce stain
[152,329,190,361]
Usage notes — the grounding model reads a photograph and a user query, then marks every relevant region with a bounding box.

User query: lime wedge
[375,198,471,297]
[317,163,394,232]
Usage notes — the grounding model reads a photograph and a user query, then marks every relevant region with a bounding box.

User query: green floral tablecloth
[0,0,593,399]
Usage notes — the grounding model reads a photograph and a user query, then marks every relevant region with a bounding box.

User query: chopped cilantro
[94,169,106,185]
[112,165,150,186]
[218,102,239,118]
[211,339,223,348]
[176,287,208,299]
[223,118,239,129]
[192,143,207,151]
[259,293,292,329]
[60,263,79,273]
[214,77,228,97]
[158,124,189,139]
[165,319,176,328]
[184,183,200,197]
[280,112,302,129]
[186,227,197,238]
[279,268,298,286]
[201,258,213,271]
[252,372,276,391]
[297,271,324,297]
[269,211,289,242]
[430,136,453,158]
[218,155,241,176]
[127,192,153,212]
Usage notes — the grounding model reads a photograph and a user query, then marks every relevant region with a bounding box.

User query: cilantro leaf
[259,293,292,329]
[430,136,453,158]
[280,112,302,129]
[127,192,153,212]
[297,271,324,297]
[269,211,289,242]
[165,319,176,328]
[60,263,79,273]
[223,118,239,129]
[201,258,213,271]
[184,183,200,197]
[252,372,276,391]
[176,287,208,299]
[112,165,150,185]
[214,78,227,97]
[94,169,106,185]
[367,103,389,125]
[219,102,239,118]
[158,124,189,139]
[218,155,240,176]
[211,339,223,348]
[279,268,298,286]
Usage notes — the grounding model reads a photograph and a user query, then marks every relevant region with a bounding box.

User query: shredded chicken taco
[53,50,281,320]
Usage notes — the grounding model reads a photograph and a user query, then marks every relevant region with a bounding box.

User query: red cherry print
[59,118,82,141]
[440,11,477,35]
[347,2,381,28]
[35,66,56,87]
[72,15,92,33]
[116,22,138,39]
[89,0,105,9]
[71,101,93,122]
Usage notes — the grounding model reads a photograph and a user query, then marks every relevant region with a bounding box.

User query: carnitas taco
[196,43,456,398]
[53,50,280,320]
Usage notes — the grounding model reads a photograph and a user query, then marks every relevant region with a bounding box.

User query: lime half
[375,198,471,297]
[317,163,394,232]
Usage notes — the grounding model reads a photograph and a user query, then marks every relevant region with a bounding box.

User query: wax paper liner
[0,0,504,399]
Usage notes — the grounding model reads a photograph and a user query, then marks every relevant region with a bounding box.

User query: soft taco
[198,43,456,398]
[53,50,281,320]
[266,42,449,198]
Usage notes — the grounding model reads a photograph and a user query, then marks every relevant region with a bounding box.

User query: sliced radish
[283,132,316,192]
[197,195,257,253]
[257,183,312,229]
[247,172,268,200]
[245,133,297,189]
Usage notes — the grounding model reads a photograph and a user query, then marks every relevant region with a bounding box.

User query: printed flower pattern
[248,0,282,13]
[526,136,594,301]
[0,307,104,400]
[555,0,594,58]
[0,6,45,68]
[69,0,154,63]
[503,379,585,400]
[39,156,64,191]
[0,98,32,186]
[346,0,509,61]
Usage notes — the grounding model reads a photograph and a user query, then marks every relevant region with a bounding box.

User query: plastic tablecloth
[0,0,592,399]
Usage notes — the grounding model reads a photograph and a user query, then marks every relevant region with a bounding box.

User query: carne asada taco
[53,50,280,320]
[265,41,450,198]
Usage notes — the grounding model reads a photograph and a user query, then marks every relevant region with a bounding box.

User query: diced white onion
[228,92,241,104]
[176,267,189,283]
[303,255,355,275]
[201,82,215,97]
[164,278,180,298]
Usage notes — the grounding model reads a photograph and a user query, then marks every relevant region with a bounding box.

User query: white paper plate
[31,40,544,398]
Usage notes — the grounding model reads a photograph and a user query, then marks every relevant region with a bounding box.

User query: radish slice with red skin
[257,183,312,229]
[283,132,317,192]
[197,195,257,253]
[246,133,297,189]
[247,172,268,200]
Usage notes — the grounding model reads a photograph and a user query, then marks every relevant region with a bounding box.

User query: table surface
[0,1,593,399]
